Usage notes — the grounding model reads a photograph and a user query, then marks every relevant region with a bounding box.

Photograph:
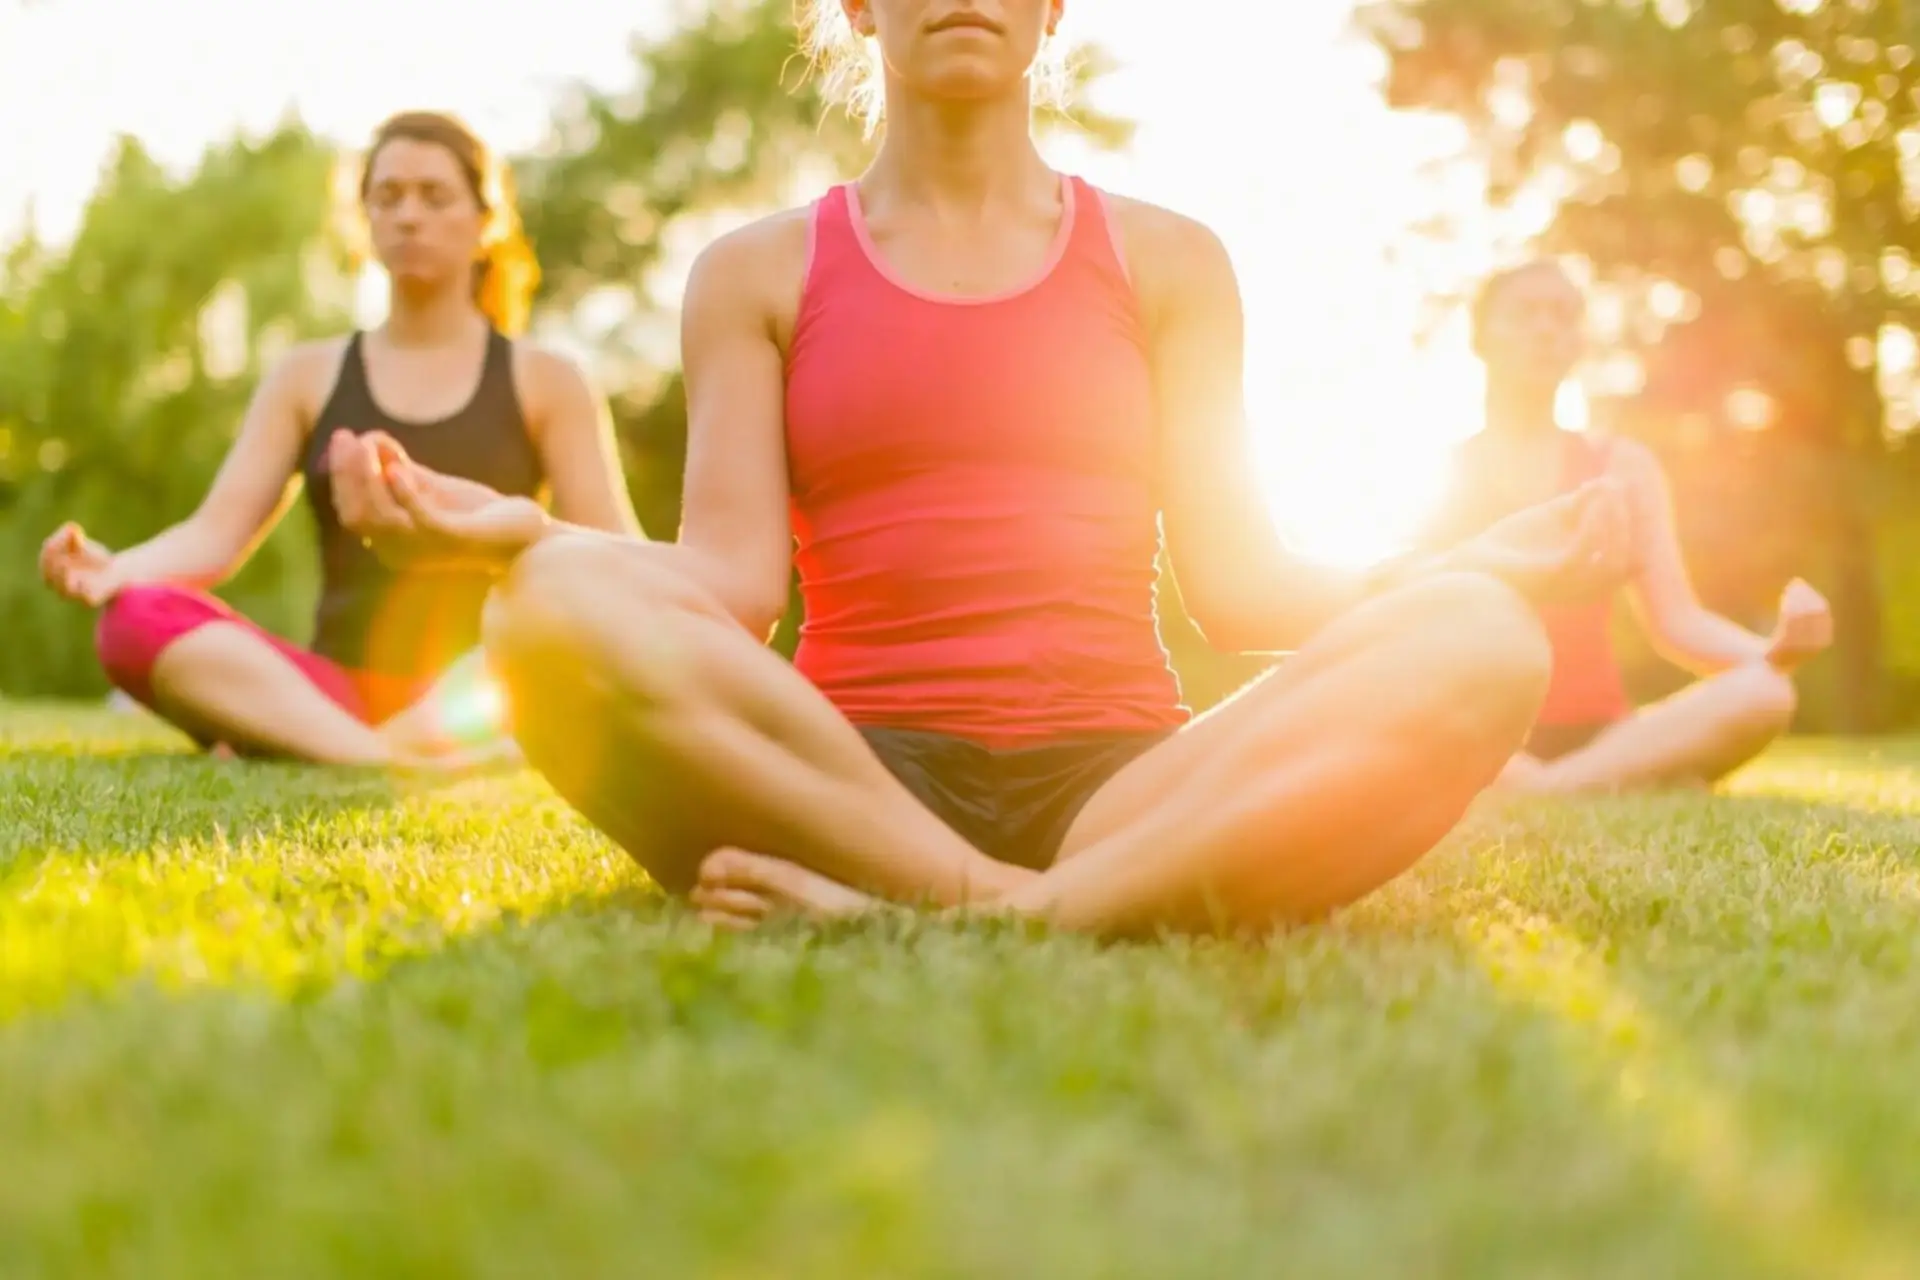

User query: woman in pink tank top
[1423,261,1834,793]
[331,2,1635,935]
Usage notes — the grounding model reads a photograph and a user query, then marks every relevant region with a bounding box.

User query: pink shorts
[95,584,432,733]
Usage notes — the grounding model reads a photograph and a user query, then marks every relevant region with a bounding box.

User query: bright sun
[1243,327,1485,570]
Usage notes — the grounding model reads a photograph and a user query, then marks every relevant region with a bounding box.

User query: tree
[1358,0,1920,729]
[0,125,353,696]
[0,1,1135,697]
[521,0,1130,319]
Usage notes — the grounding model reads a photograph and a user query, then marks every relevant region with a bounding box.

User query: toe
[690,884,774,919]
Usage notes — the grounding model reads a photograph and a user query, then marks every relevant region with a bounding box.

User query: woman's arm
[667,219,803,638]
[423,219,797,630]
[1136,201,1626,650]
[1615,439,1773,675]
[1140,205,1455,652]
[515,345,644,537]
[107,343,329,590]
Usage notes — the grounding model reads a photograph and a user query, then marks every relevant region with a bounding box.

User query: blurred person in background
[38,110,638,767]
[1425,259,1833,794]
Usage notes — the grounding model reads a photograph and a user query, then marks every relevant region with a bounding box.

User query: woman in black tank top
[36,111,639,767]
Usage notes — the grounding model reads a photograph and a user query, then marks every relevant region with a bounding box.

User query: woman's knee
[93,584,211,699]
[1727,660,1798,737]
[481,535,714,697]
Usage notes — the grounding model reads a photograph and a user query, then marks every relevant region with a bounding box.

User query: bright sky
[0,0,1503,564]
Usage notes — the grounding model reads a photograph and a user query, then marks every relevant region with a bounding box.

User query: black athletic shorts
[857,726,1169,871]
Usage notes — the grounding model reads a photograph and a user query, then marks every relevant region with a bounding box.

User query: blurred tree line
[1359,0,1920,731]
[8,0,1915,731]
[0,1,1224,704]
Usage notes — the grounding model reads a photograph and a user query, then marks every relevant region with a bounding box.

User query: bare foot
[691,847,884,930]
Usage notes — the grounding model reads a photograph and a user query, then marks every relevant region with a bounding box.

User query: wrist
[481,504,556,574]
[99,556,134,590]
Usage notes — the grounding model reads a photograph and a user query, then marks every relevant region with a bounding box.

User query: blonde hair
[357,111,540,336]
[796,0,1075,137]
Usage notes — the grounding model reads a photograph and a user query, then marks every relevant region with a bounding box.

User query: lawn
[4,701,1920,1278]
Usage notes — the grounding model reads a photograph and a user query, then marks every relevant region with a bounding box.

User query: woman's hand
[38,522,124,606]
[328,430,546,571]
[1452,479,1636,606]
[1764,578,1834,672]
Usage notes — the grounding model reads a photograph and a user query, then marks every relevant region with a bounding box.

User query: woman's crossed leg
[485,534,1550,938]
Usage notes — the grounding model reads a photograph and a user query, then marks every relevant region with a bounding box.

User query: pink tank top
[782,175,1188,747]
[1536,432,1632,726]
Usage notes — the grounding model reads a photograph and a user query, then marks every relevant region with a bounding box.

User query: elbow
[731,588,790,642]
[705,566,789,642]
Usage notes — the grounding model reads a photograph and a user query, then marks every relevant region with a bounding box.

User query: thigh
[1546,663,1789,788]
[1055,623,1372,861]
[100,584,371,730]
[486,538,1009,900]
[1057,571,1535,863]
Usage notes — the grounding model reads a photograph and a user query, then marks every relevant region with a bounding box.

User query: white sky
[0,0,1498,562]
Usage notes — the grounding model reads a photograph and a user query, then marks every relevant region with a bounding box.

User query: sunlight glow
[1,0,1508,567]
[437,675,507,744]
[1465,905,1917,1280]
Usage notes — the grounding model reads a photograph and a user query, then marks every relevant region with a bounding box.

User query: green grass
[5,702,1920,1278]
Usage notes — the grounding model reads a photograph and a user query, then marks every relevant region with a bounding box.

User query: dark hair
[360,111,539,336]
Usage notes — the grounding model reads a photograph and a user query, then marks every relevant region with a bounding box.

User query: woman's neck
[1483,379,1561,439]
[381,286,484,348]
[862,79,1054,216]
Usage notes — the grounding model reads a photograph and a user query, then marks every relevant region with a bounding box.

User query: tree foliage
[0,0,1134,697]
[0,126,352,694]
[1359,0,1920,728]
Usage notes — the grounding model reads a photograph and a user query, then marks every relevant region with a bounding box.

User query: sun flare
[1244,321,1486,569]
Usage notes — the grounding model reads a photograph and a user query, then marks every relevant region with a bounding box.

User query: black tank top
[301,329,545,676]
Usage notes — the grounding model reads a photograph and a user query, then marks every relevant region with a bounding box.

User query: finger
[390,468,481,545]
[351,437,414,531]
[330,432,372,492]
[328,437,364,512]
[387,466,453,534]
[366,431,411,472]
